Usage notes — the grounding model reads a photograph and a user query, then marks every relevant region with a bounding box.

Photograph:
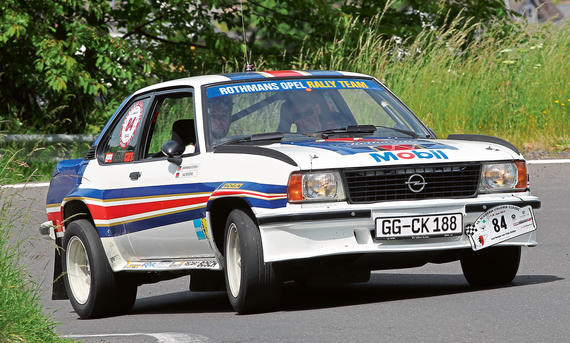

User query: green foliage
[1,0,513,135]
[0,154,71,342]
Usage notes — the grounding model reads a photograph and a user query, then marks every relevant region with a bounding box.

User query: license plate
[375,213,463,240]
[466,205,536,251]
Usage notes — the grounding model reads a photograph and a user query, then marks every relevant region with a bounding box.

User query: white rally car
[41,70,540,318]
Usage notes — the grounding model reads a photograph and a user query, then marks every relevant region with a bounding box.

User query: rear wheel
[62,219,137,318]
[461,246,521,287]
[224,209,280,314]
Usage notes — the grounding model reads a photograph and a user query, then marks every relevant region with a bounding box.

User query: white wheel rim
[226,223,241,298]
[66,236,91,304]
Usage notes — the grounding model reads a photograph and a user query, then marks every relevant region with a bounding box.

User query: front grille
[343,162,481,203]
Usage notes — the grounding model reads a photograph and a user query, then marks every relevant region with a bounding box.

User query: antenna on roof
[239,1,255,72]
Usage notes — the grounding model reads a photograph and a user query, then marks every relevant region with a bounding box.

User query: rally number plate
[375,213,463,240]
[466,205,536,251]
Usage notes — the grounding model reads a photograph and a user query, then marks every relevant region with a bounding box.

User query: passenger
[208,96,233,140]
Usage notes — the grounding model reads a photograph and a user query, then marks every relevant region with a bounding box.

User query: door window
[100,97,151,164]
[145,92,196,157]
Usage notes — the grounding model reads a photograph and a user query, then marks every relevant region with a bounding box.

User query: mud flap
[52,238,68,300]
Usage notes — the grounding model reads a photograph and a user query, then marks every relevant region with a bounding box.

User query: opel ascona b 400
[41,70,540,318]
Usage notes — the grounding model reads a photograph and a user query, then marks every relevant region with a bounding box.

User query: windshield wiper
[315,125,418,138]
[214,132,284,147]
[374,125,419,138]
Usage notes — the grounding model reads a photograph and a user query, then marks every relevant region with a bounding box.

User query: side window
[146,92,196,157]
[100,97,150,164]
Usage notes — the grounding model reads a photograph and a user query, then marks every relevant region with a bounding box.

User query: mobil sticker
[370,150,449,162]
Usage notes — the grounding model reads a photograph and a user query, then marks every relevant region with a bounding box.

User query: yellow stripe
[46,203,61,208]
[95,204,207,227]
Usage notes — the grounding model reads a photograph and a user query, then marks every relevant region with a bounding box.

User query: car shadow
[130,273,562,315]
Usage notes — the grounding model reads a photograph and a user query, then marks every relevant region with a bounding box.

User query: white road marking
[1,159,569,190]
[526,159,570,165]
[63,332,211,343]
[0,182,50,189]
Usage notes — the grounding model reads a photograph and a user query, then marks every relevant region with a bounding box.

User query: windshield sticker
[124,152,134,162]
[119,101,144,148]
[207,79,382,98]
[104,153,113,163]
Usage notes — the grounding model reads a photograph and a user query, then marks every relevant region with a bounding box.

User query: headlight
[287,171,346,203]
[479,161,527,193]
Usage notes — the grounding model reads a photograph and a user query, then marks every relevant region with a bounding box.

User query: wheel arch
[63,199,96,229]
[207,197,257,257]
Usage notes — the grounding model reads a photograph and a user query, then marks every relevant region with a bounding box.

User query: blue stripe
[68,183,219,201]
[246,197,288,209]
[229,182,286,194]
[221,72,268,81]
[97,207,207,237]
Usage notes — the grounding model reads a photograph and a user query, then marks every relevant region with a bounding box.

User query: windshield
[203,77,428,148]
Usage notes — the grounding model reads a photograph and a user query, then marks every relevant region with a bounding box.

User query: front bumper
[255,194,540,263]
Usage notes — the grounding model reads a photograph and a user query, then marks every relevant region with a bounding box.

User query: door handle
[129,172,141,180]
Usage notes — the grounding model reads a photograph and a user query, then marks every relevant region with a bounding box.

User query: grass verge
[0,152,71,342]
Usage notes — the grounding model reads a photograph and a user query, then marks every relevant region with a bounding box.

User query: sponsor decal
[193,218,209,240]
[111,151,125,163]
[207,79,381,98]
[124,151,134,162]
[119,101,144,148]
[369,150,449,162]
[283,139,458,156]
[222,183,243,189]
[175,165,199,178]
[104,153,113,163]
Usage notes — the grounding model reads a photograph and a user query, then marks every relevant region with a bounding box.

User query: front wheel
[461,246,521,287]
[62,219,137,318]
[224,209,280,314]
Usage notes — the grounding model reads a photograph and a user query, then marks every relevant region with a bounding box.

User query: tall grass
[0,140,91,184]
[0,152,70,342]
[293,16,569,152]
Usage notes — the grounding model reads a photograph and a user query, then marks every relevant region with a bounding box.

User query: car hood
[261,138,522,170]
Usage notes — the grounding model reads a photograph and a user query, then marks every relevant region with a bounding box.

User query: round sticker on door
[119,101,144,148]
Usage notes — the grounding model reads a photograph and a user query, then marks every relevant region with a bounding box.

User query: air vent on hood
[84,146,96,160]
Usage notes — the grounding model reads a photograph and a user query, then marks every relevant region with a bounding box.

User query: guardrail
[0,134,97,144]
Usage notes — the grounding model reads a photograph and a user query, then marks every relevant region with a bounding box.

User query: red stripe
[264,70,304,77]
[88,196,209,220]
[47,212,64,232]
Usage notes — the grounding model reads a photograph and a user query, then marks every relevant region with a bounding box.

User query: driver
[208,96,233,140]
[285,92,324,133]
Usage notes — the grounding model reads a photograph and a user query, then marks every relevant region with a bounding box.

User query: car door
[84,88,213,260]
[124,88,214,259]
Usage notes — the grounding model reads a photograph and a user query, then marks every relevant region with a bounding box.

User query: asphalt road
[5,162,570,343]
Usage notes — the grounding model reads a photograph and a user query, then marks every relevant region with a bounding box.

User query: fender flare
[447,134,520,155]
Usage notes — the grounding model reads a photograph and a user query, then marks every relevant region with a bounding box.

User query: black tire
[223,209,280,314]
[62,219,137,318]
[461,246,521,287]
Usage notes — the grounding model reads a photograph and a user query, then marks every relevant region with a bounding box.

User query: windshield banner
[206,79,382,98]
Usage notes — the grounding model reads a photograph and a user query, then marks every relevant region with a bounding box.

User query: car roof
[132,70,372,96]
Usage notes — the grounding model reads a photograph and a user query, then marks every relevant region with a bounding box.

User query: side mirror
[161,140,184,166]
